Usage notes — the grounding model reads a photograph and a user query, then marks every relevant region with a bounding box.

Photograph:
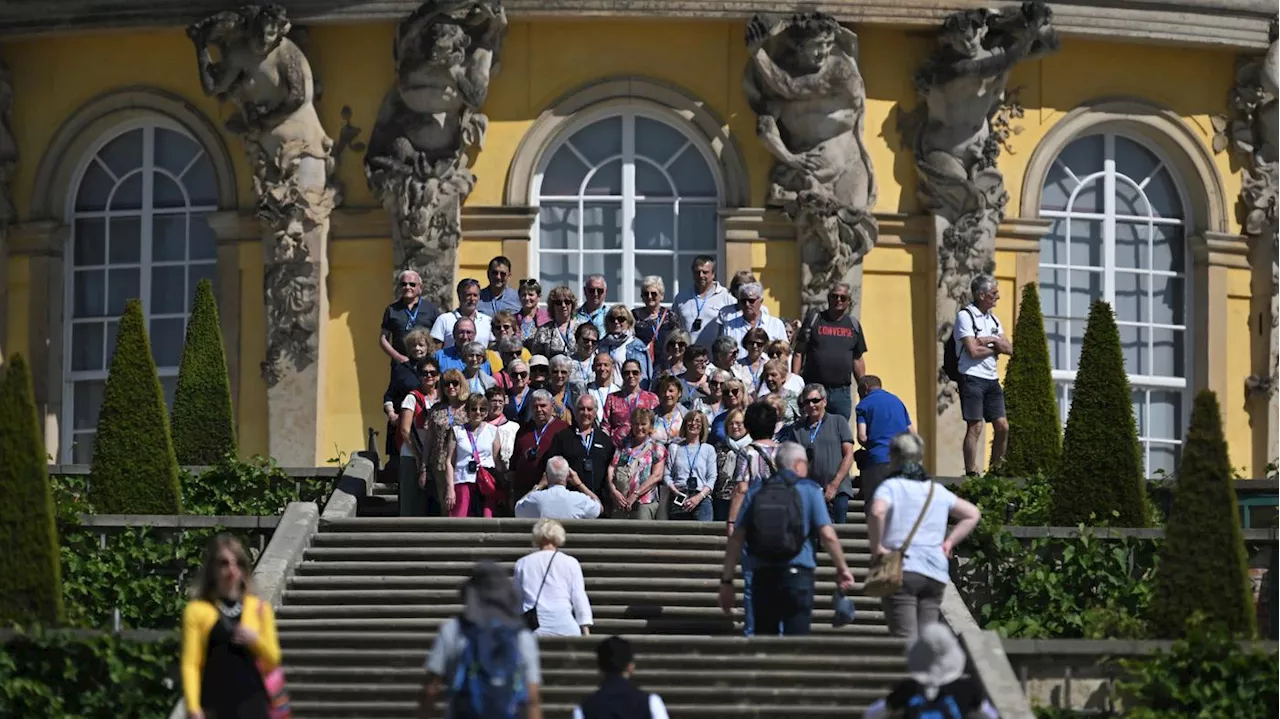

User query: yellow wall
[0,20,1260,472]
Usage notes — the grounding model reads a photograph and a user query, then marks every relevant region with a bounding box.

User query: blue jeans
[829,493,849,524]
[751,565,816,636]
[742,568,754,637]
[826,385,853,419]
[673,498,713,521]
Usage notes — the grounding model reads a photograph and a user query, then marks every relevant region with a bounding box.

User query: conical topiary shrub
[172,280,236,465]
[1149,390,1256,637]
[1000,282,1061,477]
[0,354,66,624]
[89,299,182,514]
[1049,300,1146,526]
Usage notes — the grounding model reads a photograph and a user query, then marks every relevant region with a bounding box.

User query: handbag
[255,599,291,719]
[468,426,501,499]
[523,550,558,631]
[863,481,935,599]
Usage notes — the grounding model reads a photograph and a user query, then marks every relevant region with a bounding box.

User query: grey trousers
[612,501,659,520]
[398,454,429,517]
[881,571,947,639]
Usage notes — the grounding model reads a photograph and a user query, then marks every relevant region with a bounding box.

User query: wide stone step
[288,681,889,702]
[287,575,884,599]
[294,560,875,580]
[321,516,866,536]
[282,588,884,607]
[311,531,870,550]
[275,603,886,625]
[276,632,907,653]
[290,700,873,717]
[280,647,908,670]
[303,546,875,565]
[286,664,903,685]
[275,616,887,635]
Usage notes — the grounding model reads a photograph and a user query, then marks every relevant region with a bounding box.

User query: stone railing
[49,464,341,505]
[940,585,1035,718]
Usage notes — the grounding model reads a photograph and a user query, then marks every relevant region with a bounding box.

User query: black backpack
[744,449,807,562]
[942,307,978,384]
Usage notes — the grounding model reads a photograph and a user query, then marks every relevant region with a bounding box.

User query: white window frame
[530,106,725,307]
[61,118,219,463]
[1039,131,1193,476]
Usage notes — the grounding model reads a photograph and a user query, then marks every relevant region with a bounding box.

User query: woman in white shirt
[484,386,519,496]
[514,518,594,637]
[866,432,982,638]
[396,357,440,517]
[443,394,503,518]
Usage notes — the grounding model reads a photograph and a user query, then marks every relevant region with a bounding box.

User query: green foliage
[1117,616,1278,718]
[955,525,1158,639]
[172,280,237,465]
[180,454,330,516]
[953,472,1053,529]
[1149,391,1256,638]
[89,299,182,514]
[1000,283,1062,477]
[1051,300,1146,527]
[0,627,178,718]
[0,355,65,625]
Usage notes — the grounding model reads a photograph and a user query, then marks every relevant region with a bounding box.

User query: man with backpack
[791,282,868,419]
[572,636,670,719]
[724,401,783,636]
[718,441,856,636]
[419,561,543,719]
[949,274,1013,476]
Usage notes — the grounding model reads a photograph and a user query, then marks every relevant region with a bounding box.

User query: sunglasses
[444,380,461,387]
[643,291,661,298]
[423,370,439,377]
[511,371,528,378]
[727,388,742,396]
[745,341,764,348]
[669,341,688,348]
[708,381,723,387]
[400,281,419,287]
[803,397,824,405]
[829,294,851,302]
[609,317,627,324]
[553,299,573,306]
[581,336,599,343]
[586,287,605,295]
[551,369,569,376]
[741,296,761,303]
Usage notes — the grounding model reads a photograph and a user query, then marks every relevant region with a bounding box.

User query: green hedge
[172,280,237,465]
[1149,390,1256,638]
[0,628,178,718]
[0,355,65,625]
[1001,283,1061,477]
[1050,300,1147,527]
[88,299,182,514]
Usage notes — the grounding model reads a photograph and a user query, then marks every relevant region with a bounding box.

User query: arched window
[64,121,220,462]
[1039,132,1189,476]
[532,110,722,304]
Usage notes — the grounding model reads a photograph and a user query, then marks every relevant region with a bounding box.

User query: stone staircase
[276,512,908,718]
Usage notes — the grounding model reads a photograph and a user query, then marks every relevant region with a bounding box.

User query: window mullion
[140,126,155,323]
[1102,133,1117,305]
[621,113,636,305]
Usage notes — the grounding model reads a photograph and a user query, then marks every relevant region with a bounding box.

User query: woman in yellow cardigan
[181,534,281,719]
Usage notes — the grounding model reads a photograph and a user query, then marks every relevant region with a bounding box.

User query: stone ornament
[902,1,1057,403]
[187,3,336,387]
[743,12,877,318]
[365,0,507,311]
[1214,18,1278,402]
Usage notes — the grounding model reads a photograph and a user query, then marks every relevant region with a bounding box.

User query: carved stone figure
[902,1,1057,406]
[365,0,506,310]
[1214,18,1278,464]
[743,12,877,318]
[187,3,336,387]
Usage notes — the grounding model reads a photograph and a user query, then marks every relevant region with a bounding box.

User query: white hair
[506,359,528,374]
[970,274,997,299]
[890,432,927,472]
[776,441,808,475]
[461,341,485,358]
[738,282,763,300]
[530,389,555,405]
[641,275,665,295]
[549,354,573,371]
[532,518,566,548]
[585,273,607,288]
[546,456,571,485]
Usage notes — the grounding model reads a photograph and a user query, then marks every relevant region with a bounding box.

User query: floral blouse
[517,308,550,341]
[527,318,582,358]
[602,390,660,446]
[609,438,666,505]
[650,406,685,446]
[425,403,465,476]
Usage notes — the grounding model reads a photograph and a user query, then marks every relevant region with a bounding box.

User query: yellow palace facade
[0,0,1274,478]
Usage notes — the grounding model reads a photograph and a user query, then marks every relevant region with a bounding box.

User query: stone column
[365,0,508,307]
[0,59,13,363]
[187,5,337,465]
[9,221,67,459]
[903,4,1058,475]
[205,211,261,435]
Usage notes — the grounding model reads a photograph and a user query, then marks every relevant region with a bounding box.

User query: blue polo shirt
[478,286,521,316]
[855,387,912,465]
[433,347,494,376]
[735,471,831,570]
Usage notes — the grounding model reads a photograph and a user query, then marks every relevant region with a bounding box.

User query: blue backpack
[450,619,527,719]
[905,692,964,719]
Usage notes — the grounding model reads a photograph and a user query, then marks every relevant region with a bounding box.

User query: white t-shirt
[431,310,494,349]
[489,419,519,469]
[673,282,735,345]
[573,695,670,719]
[952,304,1003,380]
[398,393,433,458]
[585,382,619,423]
[514,485,602,521]
[718,313,788,359]
[513,549,594,636]
[755,372,805,399]
[451,423,497,485]
[871,478,958,585]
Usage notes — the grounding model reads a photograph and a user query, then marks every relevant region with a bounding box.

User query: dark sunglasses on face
[727,388,742,396]
[581,336,599,343]
[708,381,723,388]
[643,291,660,299]
[830,294,851,302]
[400,281,419,287]
[511,371,528,378]
[745,341,764,348]
[553,299,573,306]
[669,341,687,348]
[444,380,461,387]
[423,370,439,378]
[803,397,823,405]
[586,287,605,295]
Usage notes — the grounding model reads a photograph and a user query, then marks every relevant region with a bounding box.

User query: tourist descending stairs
[276,511,907,718]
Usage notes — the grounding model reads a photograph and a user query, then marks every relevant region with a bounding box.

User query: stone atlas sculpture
[366,0,507,311]
[1215,18,1278,461]
[187,3,336,387]
[743,11,878,319]
[901,1,1057,407]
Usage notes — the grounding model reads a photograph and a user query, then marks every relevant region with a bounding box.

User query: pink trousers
[449,483,495,518]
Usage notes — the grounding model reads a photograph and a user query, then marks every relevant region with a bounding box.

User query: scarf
[894,461,930,481]
[725,434,752,452]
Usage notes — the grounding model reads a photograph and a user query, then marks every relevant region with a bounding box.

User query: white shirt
[431,310,494,349]
[952,303,1003,380]
[513,548,594,636]
[586,382,620,422]
[489,419,519,469]
[755,372,805,399]
[871,478,958,585]
[717,312,788,359]
[514,484,602,520]
[573,695,670,719]
[398,393,433,458]
[732,357,769,394]
[673,282,734,345]
[450,423,497,485]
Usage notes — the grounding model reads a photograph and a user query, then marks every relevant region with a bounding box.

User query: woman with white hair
[547,353,578,424]
[632,275,680,358]
[513,518,594,637]
[598,304,652,387]
[866,432,982,638]
[460,341,498,395]
[864,622,996,718]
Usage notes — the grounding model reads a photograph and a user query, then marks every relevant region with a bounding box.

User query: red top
[601,390,659,447]
[511,418,569,498]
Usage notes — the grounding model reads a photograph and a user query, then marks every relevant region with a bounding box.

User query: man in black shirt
[379,270,441,365]
[792,282,868,419]
[573,637,669,719]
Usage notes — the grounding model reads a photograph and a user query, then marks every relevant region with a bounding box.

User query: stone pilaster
[0,58,14,363]
[9,221,67,459]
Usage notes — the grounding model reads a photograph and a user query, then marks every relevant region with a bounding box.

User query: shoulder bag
[523,550,558,631]
[255,599,291,719]
[468,426,501,499]
[863,481,935,599]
